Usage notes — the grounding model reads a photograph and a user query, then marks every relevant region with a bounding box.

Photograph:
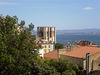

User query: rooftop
[44,50,58,60]
[61,46,100,58]
[77,40,95,46]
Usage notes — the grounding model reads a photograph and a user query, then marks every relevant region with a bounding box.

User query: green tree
[13,15,18,23]
[55,43,64,49]
[62,70,76,75]
[0,15,38,75]
[44,59,85,75]
[29,23,34,31]
[19,20,25,28]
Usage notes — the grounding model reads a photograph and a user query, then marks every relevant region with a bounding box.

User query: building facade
[36,38,54,58]
[60,46,100,72]
[41,42,54,54]
[37,27,56,43]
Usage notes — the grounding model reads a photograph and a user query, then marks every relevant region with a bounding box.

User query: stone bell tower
[37,27,56,43]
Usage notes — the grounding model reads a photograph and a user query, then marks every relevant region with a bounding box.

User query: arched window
[49,45,50,48]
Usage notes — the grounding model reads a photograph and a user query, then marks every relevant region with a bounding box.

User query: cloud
[83,7,94,10]
[0,2,18,5]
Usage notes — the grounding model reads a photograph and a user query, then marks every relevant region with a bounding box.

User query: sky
[0,0,100,30]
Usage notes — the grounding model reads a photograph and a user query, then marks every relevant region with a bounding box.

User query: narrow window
[49,45,50,48]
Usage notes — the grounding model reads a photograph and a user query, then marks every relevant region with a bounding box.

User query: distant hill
[31,29,100,35]
[56,29,100,35]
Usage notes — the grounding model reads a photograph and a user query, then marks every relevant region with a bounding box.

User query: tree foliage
[55,43,64,49]
[0,15,38,75]
[29,23,34,31]
[44,59,85,75]
[62,70,76,75]
[19,20,25,28]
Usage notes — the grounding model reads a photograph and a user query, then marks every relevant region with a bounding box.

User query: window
[49,45,50,48]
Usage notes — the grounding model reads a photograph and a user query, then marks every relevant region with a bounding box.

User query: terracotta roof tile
[61,46,100,58]
[44,50,58,60]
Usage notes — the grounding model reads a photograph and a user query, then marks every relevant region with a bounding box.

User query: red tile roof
[44,50,58,60]
[61,46,100,58]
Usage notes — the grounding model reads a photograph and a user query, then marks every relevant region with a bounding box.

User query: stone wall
[93,60,99,70]
[88,52,100,72]
[60,55,84,68]
[58,49,67,58]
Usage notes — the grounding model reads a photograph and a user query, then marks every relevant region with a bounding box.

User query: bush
[55,43,64,49]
